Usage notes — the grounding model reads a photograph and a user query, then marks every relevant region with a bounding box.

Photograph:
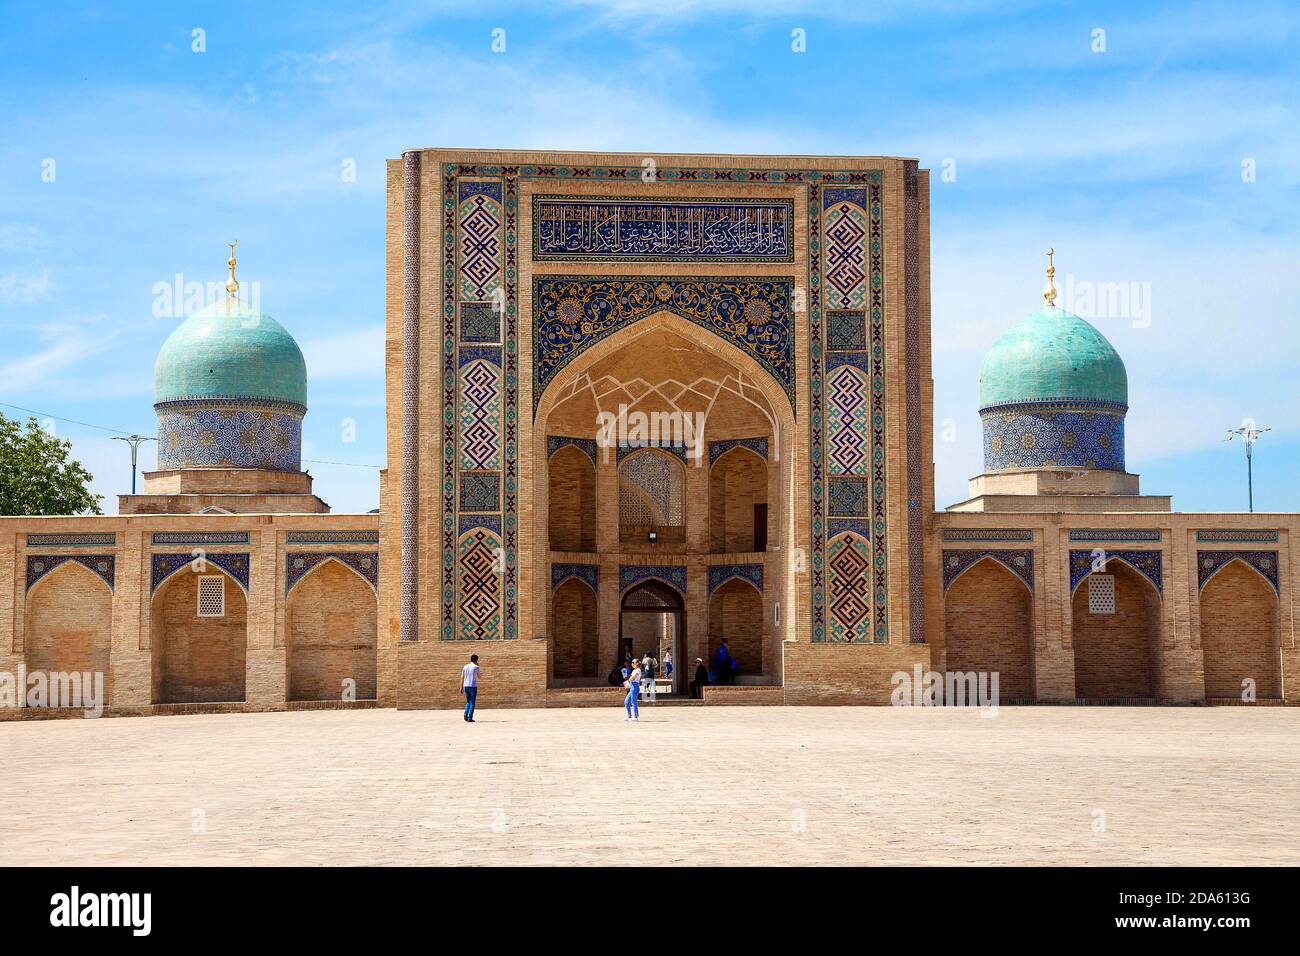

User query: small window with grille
[197,576,225,617]
[1088,574,1115,614]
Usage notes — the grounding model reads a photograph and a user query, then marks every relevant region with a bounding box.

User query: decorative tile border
[152,531,250,546]
[458,514,503,536]
[941,529,1034,542]
[619,564,687,596]
[546,435,598,464]
[1196,529,1279,543]
[707,563,763,595]
[532,195,794,262]
[152,552,250,593]
[616,441,691,463]
[1068,529,1161,542]
[286,551,379,594]
[551,562,599,593]
[941,549,1033,593]
[1196,550,1279,594]
[26,554,115,591]
[1068,549,1162,594]
[708,437,768,467]
[285,530,380,545]
[826,517,871,540]
[26,532,116,548]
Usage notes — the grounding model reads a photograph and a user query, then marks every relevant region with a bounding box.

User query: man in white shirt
[462,654,480,723]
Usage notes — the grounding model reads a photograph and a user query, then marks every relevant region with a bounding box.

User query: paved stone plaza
[1,706,1296,866]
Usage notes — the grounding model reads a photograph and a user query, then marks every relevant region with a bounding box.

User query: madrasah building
[1,148,1295,717]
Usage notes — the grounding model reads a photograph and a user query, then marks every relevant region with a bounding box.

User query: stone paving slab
[0,706,1296,866]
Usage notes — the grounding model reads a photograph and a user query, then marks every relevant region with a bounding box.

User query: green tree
[0,414,103,515]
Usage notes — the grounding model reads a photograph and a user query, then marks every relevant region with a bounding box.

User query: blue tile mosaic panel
[26,554,115,590]
[1196,550,1279,594]
[157,407,302,471]
[533,195,794,262]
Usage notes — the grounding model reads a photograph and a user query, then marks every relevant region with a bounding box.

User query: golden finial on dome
[225,240,239,298]
[1045,247,1055,306]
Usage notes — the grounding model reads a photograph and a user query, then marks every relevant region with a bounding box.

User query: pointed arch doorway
[620,580,684,691]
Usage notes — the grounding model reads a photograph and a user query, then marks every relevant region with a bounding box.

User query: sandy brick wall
[942,560,1033,700]
[1199,560,1281,699]
[783,641,931,705]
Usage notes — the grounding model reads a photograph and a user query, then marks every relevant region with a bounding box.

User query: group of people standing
[460,641,741,721]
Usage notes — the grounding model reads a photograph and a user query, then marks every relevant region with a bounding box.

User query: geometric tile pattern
[1196,550,1279,594]
[152,531,250,546]
[551,562,599,593]
[982,406,1125,471]
[619,565,687,596]
[822,189,868,310]
[457,528,502,640]
[826,364,868,475]
[26,554,115,591]
[533,275,795,414]
[827,533,872,642]
[533,195,794,262]
[285,530,380,545]
[459,472,500,513]
[1068,529,1160,542]
[1196,529,1279,543]
[26,532,116,548]
[458,183,503,303]
[708,563,763,595]
[444,172,515,642]
[828,477,869,516]
[941,549,1034,593]
[157,406,302,471]
[1068,549,1162,595]
[940,529,1034,542]
[812,178,885,643]
[459,359,502,471]
[708,437,768,467]
[826,309,867,350]
[285,551,379,594]
[151,551,251,594]
[460,301,501,344]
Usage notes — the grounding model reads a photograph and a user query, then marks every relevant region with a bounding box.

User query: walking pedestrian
[624,660,642,720]
[462,653,480,722]
[664,649,674,691]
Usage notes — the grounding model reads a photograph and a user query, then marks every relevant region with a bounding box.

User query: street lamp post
[112,434,156,495]
[1225,424,1270,513]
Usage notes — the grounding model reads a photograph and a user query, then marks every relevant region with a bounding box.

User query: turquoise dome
[154,297,307,409]
[978,306,1127,411]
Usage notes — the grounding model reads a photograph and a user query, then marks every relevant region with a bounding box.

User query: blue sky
[1,0,1297,513]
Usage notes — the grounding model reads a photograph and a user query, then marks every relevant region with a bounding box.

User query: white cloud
[0,268,51,305]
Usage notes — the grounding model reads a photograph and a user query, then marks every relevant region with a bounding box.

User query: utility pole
[112,434,156,495]
[1225,424,1270,513]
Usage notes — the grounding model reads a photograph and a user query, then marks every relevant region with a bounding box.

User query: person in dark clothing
[691,658,710,699]
[715,641,731,686]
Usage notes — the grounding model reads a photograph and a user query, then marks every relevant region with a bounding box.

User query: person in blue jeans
[462,653,480,722]
[623,662,642,721]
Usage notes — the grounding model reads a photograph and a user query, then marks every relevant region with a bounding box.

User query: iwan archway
[530,310,798,689]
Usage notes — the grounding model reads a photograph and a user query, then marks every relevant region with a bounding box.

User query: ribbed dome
[979,306,1127,411]
[154,297,307,409]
